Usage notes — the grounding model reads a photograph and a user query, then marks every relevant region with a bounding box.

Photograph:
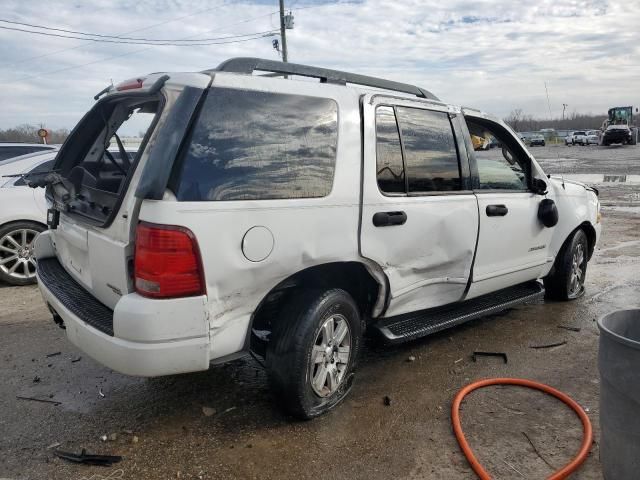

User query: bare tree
[505,109,524,132]
[504,110,605,132]
[0,124,69,144]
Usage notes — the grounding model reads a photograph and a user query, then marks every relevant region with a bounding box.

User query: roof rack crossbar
[209,57,439,101]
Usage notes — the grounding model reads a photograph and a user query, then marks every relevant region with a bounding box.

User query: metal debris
[45,352,61,358]
[522,431,555,469]
[472,351,508,364]
[53,448,122,466]
[557,325,581,332]
[530,341,567,349]
[16,395,61,406]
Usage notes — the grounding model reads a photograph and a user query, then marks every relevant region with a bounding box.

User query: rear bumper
[35,234,210,377]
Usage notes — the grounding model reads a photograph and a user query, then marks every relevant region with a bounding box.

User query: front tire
[266,288,362,419]
[0,221,45,286]
[544,229,589,301]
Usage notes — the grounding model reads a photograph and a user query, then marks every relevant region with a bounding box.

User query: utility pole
[279,0,288,63]
[562,103,568,121]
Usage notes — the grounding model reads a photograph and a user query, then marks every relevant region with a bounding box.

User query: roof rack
[208,57,440,101]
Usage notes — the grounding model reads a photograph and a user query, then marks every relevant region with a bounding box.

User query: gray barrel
[598,309,640,480]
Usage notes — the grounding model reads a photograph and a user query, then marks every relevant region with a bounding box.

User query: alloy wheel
[0,228,40,281]
[309,314,351,398]
[569,243,586,297]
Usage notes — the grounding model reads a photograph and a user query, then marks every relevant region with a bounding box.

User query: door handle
[373,211,407,227]
[486,204,508,217]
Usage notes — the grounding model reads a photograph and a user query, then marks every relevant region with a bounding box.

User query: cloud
[0,0,638,130]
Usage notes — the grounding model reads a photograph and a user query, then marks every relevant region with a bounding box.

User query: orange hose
[451,378,593,480]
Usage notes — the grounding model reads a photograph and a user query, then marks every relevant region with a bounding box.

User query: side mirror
[538,198,559,228]
[533,178,548,195]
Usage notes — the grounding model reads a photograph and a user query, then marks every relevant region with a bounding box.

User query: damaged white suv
[33,58,601,419]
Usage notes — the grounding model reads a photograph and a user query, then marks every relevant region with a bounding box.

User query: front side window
[375,106,405,194]
[395,107,461,192]
[174,88,338,201]
[466,118,528,190]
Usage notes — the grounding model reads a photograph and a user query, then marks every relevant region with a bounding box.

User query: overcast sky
[0,0,638,131]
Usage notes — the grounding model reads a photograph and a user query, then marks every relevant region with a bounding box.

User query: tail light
[134,222,205,298]
[116,77,146,91]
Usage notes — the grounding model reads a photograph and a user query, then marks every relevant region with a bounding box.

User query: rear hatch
[44,73,210,309]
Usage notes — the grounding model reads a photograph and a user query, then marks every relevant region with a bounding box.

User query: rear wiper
[3,169,59,181]
[25,171,76,206]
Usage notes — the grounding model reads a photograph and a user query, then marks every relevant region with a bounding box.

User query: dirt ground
[1,145,639,480]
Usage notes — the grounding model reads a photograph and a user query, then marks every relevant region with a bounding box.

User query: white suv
[33,58,601,418]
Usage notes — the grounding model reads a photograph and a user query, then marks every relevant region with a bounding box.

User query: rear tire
[266,288,362,419]
[0,221,45,286]
[544,229,589,301]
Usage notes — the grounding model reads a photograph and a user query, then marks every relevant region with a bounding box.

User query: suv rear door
[360,95,479,317]
[45,74,210,309]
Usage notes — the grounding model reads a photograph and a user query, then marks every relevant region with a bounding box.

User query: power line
[3,33,276,86]
[3,1,233,68]
[0,24,278,46]
[0,18,274,43]
[1,11,279,85]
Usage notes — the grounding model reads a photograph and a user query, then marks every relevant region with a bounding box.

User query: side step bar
[374,281,545,344]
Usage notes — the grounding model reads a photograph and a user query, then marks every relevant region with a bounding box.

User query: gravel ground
[1,146,639,480]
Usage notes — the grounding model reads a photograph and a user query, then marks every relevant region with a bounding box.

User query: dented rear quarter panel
[138,74,365,361]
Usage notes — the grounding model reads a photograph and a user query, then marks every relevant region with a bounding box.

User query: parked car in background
[0,143,57,163]
[0,148,133,285]
[585,131,600,145]
[529,134,545,146]
[0,150,58,285]
[602,124,633,146]
[572,131,588,145]
[33,58,601,418]
[564,133,574,145]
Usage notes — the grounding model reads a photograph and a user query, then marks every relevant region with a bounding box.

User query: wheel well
[249,262,380,357]
[579,222,597,260]
[0,219,47,232]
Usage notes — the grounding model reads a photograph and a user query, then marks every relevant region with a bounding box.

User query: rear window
[49,94,161,225]
[0,146,51,163]
[173,88,338,201]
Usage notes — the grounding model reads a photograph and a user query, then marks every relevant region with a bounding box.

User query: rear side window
[395,107,461,192]
[375,106,405,193]
[174,88,338,201]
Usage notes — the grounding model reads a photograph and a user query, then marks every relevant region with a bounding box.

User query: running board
[374,281,545,344]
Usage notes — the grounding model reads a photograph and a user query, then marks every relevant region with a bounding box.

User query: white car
[34,58,601,418]
[571,131,588,145]
[0,148,133,285]
[0,150,58,285]
[585,131,600,145]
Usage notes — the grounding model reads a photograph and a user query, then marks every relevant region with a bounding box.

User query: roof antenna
[545,80,565,189]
